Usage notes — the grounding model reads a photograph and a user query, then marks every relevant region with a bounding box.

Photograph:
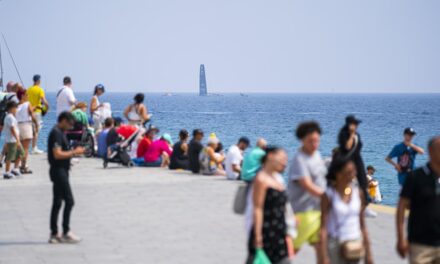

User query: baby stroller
[65,121,95,158]
[103,126,140,168]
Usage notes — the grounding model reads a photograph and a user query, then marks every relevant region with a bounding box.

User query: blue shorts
[398,173,408,186]
[132,157,162,167]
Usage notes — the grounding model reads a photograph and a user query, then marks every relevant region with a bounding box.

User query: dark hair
[63,76,72,85]
[6,101,18,111]
[366,165,375,171]
[428,136,440,151]
[193,129,204,137]
[104,117,114,128]
[326,155,354,186]
[261,146,283,164]
[238,136,250,146]
[215,142,223,153]
[296,121,322,140]
[113,117,123,127]
[94,84,105,95]
[134,93,144,104]
[57,111,75,124]
[33,74,41,83]
[179,129,189,140]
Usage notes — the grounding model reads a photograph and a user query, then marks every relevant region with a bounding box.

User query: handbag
[340,239,365,261]
[233,183,249,214]
[253,248,271,264]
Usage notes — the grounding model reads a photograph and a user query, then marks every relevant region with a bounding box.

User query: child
[366,165,382,203]
[3,101,24,179]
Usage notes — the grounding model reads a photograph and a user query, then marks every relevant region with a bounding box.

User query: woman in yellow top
[26,75,49,154]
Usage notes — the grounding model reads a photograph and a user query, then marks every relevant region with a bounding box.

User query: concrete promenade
[0,156,405,264]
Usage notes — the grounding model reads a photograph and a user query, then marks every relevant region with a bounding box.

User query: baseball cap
[345,115,362,125]
[404,127,416,135]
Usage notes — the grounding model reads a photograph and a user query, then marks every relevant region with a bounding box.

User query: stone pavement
[0,156,406,264]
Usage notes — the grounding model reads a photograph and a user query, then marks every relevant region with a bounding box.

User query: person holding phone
[47,111,85,244]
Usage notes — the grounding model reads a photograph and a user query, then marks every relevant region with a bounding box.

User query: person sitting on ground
[106,117,123,158]
[366,165,382,204]
[124,93,150,126]
[169,129,190,170]
[225,137,250,180]
[97,117,113,158]
[241,138,267,182]
[3,101,24,179]
[71,102,89,128]
[16,87,38,174]
[199,135,226,176]
[137,125,159,158]
[143,134,173,167]
[188,129,204,174]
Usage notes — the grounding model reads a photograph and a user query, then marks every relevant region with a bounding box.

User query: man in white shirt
[225,137,250,180]
[56,77,76,117]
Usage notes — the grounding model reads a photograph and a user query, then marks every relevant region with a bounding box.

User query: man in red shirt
[136,125,159,158]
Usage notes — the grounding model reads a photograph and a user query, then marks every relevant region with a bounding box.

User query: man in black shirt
[397,136,440,263]
[188,129,204,174]
[48,112,84,244]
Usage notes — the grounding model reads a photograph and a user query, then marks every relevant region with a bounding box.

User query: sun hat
[161,133,174,145]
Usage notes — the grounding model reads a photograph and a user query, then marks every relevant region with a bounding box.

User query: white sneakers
[48,232,82,244]
[3,169,22,179]
[365,207,378,218]
[32,147,44,155]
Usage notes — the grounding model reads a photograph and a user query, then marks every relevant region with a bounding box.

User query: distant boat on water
[199,64,207,96]
[163,92,173,97]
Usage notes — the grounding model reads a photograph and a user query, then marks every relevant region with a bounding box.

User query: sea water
[30,93,440,206]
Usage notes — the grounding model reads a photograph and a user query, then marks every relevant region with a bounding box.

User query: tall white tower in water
[199,64,207,96]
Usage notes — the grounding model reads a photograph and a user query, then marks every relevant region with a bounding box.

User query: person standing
[396,136,440,264]
[2,101,24,179]
[188,129,204,174]
[386,128,425,186]
[48,112,84,244]
[225,137,250,180]
[27,74,49,154]
[56,76,76,117]
[247,147,291,264]
[241,138,267,182]
[288,121,327,262]
[89,84,105,134]
[319,156,373,264]
[16,88,38,174]
[123,93,150,126]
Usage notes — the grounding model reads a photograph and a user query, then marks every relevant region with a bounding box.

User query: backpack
[0,93,17,126]
[399,149,413,173]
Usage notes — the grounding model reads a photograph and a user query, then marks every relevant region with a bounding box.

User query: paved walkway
[0,156,405,264]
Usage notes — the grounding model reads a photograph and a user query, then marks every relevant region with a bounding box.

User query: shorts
[398,173,408,186]
[33,112,43,132]
[293,210,321,250]
[18,122,33,140]
[409,243,440,264]
[5,143,24,162]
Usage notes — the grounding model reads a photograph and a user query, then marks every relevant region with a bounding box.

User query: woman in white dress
[89,84,105,133]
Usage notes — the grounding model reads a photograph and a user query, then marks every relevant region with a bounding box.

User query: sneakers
[11,168,22,177]
[3,172,15,179]
[61,232,82,244]
[365,207,378,218]
[32,147,44,155]
[48,234,61,244]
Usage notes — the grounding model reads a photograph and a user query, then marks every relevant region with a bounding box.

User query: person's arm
[298,176,324,197]
[409,143,425,155]
[53,146,84,160]
[318,193,330,264]
[396,197,410,259]
[360,191,373,264]
[253,175,267,248]
[28,104,38,130]
[385,146,401,172]
[208,147,224,163]
[123,105,131,120]
[232,164,241,173]
[139,104,150,122]
[68,90,76,106]
[41,90,49,110]
[10,126,21,148]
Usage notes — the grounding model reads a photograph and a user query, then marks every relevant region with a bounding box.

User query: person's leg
[32,113,42,150]
[161,153,170,167]
[50,179,63,236]
[20,139,31,170]
[13,144,24,170]
[59,170,74,235]
[4,143,16,173]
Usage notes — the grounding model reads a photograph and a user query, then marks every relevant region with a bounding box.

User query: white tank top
[91,95,100,116]
[16,102,32,123]
[326,185,361,241]
[127,104,141,121]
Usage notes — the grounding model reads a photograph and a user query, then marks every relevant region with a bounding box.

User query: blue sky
[1,0,439,93]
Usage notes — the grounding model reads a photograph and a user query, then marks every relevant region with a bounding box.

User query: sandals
[20,167,33,174]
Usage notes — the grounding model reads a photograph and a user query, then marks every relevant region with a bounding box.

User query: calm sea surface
[30,93,440,206]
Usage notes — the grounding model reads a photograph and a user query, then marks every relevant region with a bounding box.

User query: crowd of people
[0,74,439,264]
